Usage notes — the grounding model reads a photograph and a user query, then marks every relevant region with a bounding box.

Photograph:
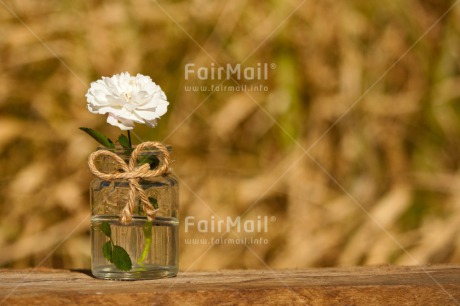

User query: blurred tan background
[1,0,460,270]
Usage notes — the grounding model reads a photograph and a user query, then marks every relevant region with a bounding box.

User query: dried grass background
[1,0,460,270]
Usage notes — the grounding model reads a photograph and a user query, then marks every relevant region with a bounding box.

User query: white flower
[85,72,169,130]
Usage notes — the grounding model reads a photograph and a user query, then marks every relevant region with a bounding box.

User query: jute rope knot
[88,141,171,225]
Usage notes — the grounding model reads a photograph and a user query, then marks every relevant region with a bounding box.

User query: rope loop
[88,141,171,224]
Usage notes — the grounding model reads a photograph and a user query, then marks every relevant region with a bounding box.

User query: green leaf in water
[118,134,131,149]
[79,127,115,148]
[99,221,112,238]
[112,245,132,271]
[102,241,113,262]
[148,197,159,209]
[98,221,132,271]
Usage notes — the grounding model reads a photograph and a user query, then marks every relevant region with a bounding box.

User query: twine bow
[88,141,171,225]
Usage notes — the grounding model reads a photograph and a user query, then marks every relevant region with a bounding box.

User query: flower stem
[127,130,132,148]
[137,221,152,267]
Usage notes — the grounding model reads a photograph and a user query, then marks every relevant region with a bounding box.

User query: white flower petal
[137,99,158,110]
[134,110,159,120]
[107,113,134,130]
[87,104,99,114]
[144,119,158,128]
[155,102,169,116]
[96,106,118,115]
[86,72,168,131]
[118,109,143,123]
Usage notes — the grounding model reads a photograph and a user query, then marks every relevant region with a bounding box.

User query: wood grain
[1,265,460,305]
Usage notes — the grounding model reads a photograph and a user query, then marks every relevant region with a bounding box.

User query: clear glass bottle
[90,146,178,280]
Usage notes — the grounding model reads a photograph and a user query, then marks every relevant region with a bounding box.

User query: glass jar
[90,146,178,280]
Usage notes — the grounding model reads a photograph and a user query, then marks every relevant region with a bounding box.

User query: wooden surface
[1,265,460,305]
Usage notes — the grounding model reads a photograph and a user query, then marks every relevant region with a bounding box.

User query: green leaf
[137,155,160,170]
[79,127,115,148]
[118,134,131,149]
[112,245,132,271]
[99,221,112,238]
[102,241,113,262]
[137,155,152,166]
[148,197,159,209]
